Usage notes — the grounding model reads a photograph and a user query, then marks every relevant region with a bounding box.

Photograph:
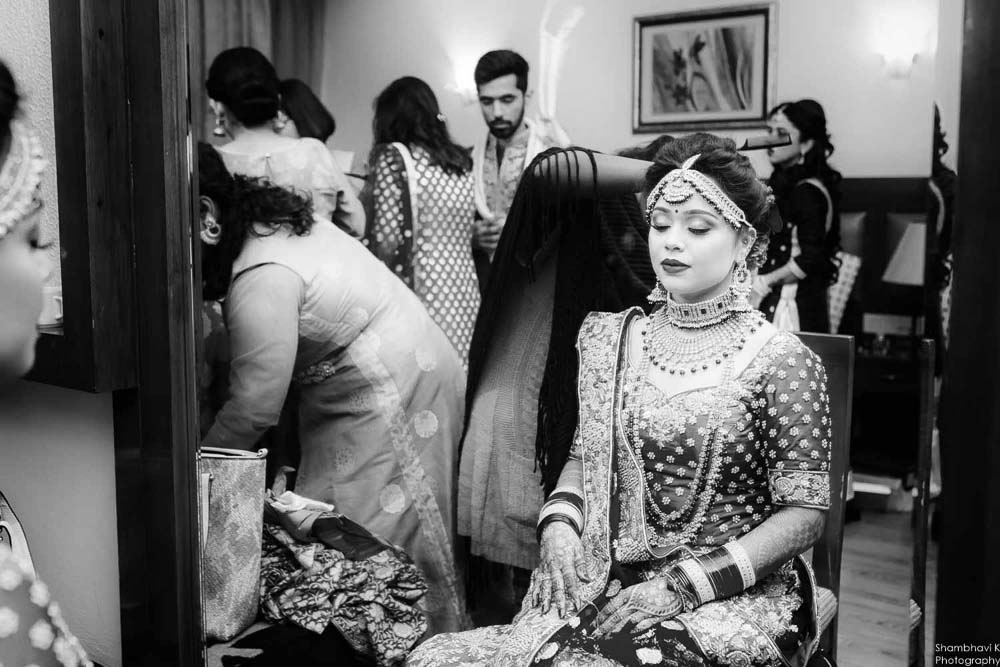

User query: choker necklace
[658,288,752,329]
[642,292,764,375]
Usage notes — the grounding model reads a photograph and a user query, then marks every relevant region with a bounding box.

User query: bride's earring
[647,280,669,304]
[731,259,752,302]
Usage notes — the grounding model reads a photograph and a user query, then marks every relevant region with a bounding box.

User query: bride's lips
[660,258,690,274]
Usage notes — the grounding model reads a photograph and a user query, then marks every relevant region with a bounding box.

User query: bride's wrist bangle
[536,514,580,542]
[671,542,757,604]
[536,488,585,542]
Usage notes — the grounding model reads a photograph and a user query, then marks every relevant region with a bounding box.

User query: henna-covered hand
[593,578,683,636]
[527,522,592,618]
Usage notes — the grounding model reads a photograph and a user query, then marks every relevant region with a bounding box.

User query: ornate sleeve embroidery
[0,549,93,666]
[365,146,414,288]
[759,342,832,509]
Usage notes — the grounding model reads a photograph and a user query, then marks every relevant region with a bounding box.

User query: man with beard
[471,50,566,286]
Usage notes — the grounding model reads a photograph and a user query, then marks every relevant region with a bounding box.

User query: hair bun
[229,80,279,126]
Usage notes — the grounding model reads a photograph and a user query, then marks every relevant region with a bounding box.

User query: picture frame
[633,4,777,133]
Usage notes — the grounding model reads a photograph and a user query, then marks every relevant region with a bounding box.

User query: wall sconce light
[875,11,928,79]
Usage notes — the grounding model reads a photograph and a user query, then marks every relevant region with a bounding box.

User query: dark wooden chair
[798,332,855,662]
[909,339,935,667]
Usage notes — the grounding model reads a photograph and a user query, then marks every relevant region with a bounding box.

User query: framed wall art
[633,4,777,132]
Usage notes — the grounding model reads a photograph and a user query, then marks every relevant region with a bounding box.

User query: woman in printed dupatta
[408,133,832,666]
[363,76,479,369]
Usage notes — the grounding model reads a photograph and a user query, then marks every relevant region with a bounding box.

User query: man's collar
[487,121,531,151]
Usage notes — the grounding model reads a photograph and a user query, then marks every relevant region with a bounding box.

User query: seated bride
[408,133,832,666]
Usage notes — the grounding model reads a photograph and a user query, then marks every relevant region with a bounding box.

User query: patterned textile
[366,144,480,368]
[259,524,426,667]
[826,251,861,334]
[410,310,830,666]
[481,131,529,227]
[472,120,563,224]
[0,545,92,666]
[203,220,467,634]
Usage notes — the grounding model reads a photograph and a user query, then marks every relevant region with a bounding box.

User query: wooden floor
[837,508,938,666]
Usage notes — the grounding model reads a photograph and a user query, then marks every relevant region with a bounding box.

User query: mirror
[187,1,957,664]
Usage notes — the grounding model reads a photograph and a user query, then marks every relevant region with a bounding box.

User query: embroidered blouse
[575,326,831,561]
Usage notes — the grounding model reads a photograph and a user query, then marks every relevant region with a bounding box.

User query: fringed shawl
[463,147,655,493]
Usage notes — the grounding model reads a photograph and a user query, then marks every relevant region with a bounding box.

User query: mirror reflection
[189,2,958,666]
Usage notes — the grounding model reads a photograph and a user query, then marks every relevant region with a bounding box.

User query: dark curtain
[189,0,326,142]
[935,0,1000,656]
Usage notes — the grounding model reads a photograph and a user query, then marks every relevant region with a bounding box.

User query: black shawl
[463,147,655,494]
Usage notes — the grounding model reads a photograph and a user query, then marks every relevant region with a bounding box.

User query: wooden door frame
[48,0,203,663]
[115,0,202,663]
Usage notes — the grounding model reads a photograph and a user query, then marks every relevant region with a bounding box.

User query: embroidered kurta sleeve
[203,264,303,450]
[0,549,92,666]
[787,183,830,278]
[365,145,414,288]
[759,342,832,509]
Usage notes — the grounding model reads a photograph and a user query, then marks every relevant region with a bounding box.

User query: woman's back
[367,143,479,367]
[218,137,365,237]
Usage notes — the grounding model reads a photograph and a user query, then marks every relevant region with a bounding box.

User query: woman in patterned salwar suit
[408,134,833,666]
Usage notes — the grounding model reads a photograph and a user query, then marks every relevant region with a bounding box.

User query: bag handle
[0,489,36,578]
[199,447,268,459]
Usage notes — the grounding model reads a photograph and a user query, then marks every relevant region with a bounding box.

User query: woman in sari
[409,133,831,666]
[197,143,467,634]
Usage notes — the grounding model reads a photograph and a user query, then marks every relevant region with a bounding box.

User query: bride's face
[0,201,51,381]
[647,189,745,304]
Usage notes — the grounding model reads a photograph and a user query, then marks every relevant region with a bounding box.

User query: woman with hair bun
[410,133,832,666]
[206,47,365,238]
[754,99,842,333]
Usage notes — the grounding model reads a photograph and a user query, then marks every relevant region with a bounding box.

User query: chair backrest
[797,332,854,600]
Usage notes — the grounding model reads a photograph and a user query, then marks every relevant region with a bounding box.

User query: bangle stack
[536,486,585,542]
[664,541,756,608]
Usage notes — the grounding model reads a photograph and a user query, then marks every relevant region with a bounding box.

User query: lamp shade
[882,221,926,286]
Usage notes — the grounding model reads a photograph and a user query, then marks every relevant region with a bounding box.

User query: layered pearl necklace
[641,289,766,376]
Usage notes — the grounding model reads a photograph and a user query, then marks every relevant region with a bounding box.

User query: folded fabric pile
[258,493,428,667]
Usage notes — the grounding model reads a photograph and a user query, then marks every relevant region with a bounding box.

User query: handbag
[198,446,268,642]
[0,489,35,577]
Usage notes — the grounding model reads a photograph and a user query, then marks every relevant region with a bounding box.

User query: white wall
[934,0,964,169]
[320,0,949,178]
[0,382,120,666]
[0,0,62,288]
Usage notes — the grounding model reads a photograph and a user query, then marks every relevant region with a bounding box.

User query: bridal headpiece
[0,120,46,239]
[645,153,750,231]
